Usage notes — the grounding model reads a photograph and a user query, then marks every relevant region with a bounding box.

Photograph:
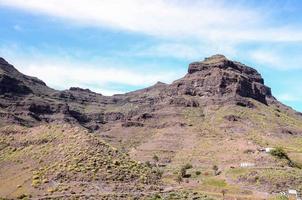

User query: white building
[265,147,274,153]
[240,162,255,168]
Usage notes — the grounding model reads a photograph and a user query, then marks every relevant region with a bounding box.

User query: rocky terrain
[0,55,302,199]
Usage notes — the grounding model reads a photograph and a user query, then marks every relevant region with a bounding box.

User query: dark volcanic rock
[224,115,241,122]
[0,74,32,95]
[169,54,272,105]
[53,87,103,104]
[0,55,286,131]
[0,57,52,95]
[69,87,94,93]
[169,97,199,107]
[281,128,301,136]
[137,113,153,121]
[104,112,125,122]
[68,109,91,123]
[122,121,144,127]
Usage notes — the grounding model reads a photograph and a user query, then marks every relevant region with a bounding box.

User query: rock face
[0,74,32,95]
[0,55,284,130]
[168,55,272,105]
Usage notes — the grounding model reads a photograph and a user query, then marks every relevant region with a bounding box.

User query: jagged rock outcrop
[0,55,290,130]
[0,57,53,95]
[168,54,272,105]
[0,74,32,95]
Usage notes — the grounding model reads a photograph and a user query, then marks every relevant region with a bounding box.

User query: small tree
[176,174,183,184]
[152,155,159,163]
[145,161,152,168]
[180,166,187,178]
[183,163,192,169]
[221,189,227,199]
[179,163,192,179]
[195,171,201,176]
[270,147,289,160]
[212,165,219,176]
[270,147,302,168]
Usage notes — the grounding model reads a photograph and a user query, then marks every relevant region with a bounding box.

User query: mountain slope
[0,55,301,199]
[0,124,161,199]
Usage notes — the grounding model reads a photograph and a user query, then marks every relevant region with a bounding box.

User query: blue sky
[0,0,301,112]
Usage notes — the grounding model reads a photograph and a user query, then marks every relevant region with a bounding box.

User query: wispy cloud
[21,61,179,88]
[277,93,300,102]
[0,45,182,95]
[1,0,302,43]
[249,47,302,70]
[120,41,238,61]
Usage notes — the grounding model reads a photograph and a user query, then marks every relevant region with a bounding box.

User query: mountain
[0,55,302,200]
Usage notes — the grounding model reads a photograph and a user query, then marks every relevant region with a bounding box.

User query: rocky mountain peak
[69,87,95,93]
[0,57,8,64]
[171,55,272,105]
[0,57,53,96]
[203,54,227,62]
[0,57,20,75]
[188,54,261,78]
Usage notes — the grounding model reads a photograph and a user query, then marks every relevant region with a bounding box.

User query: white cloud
[21,61,178,87]
[276,93,300,102]
[132,43,203,60]
[114,41,239,62]
[1,0,302,42]
[249,48,302,70]
[250,50,281,67]
[1,51,182,95]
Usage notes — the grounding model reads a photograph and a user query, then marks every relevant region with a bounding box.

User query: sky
[0,0,301,112]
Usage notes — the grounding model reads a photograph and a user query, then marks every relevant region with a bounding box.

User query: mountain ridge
[0,54,300,129]
[1,55,302,199]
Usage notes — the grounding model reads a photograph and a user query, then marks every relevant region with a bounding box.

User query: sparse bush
[180,167,187,178]
[272,194,289,200]
[270,147,289,160]
[270,147,301,168]
[17,194,31,200]
[152,168,163,178]
[145,161,152,168]
[148,194,162,200]
[212,165,220,175]
[243,149,254,154]
[183,163,192,169]
[179,163,192,178]
[176,174,183,184]
[152,155,159,162]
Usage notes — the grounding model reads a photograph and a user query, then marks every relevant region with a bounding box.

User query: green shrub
[270,147,301,168]
[179,163,192,178]
[17,194,31,200]
[145,161,152,167]
[272,194,289,200]
[270,147,289,160]
[152,155,159,162]
[176,174,183,183]
[180,167,187,178]
[183,163,193,169]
